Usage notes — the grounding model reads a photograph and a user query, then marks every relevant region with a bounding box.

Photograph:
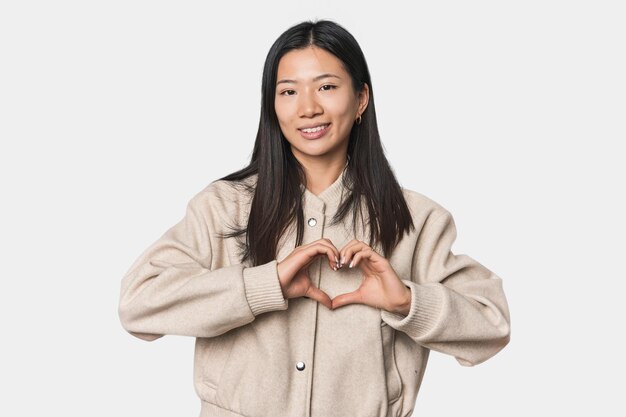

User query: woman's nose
[297,90,323,117]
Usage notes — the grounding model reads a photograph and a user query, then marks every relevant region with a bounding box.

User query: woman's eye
[279,85,335,96]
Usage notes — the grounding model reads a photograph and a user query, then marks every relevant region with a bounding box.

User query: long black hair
[217,19,414,267]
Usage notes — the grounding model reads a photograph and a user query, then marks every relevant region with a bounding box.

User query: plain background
[1,1,624,416]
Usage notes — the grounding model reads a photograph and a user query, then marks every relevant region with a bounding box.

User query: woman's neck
[301,157,349,196]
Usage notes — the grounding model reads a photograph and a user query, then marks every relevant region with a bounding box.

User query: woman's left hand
[331,240,412,314]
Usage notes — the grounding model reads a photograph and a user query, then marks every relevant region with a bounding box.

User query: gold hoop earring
[356,115,362,125]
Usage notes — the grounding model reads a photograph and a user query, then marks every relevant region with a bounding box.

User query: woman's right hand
[276,238,340,310]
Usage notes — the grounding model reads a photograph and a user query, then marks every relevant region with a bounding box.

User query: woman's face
[274,46,368,164]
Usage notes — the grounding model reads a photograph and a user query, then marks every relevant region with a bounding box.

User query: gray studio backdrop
[1,1,624,416]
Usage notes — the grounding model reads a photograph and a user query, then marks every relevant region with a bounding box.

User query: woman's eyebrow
[276,73,341,86]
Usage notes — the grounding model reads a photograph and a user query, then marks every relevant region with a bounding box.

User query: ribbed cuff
[380,279,444,338]
[243,259,289,316]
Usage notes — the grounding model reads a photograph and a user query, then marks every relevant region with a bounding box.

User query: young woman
[119,19,511,417]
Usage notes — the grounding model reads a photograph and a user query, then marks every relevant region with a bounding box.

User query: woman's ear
[358,82,370,116]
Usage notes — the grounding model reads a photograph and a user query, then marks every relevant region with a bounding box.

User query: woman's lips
[299,123,331,140]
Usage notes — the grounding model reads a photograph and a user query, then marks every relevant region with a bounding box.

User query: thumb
[331,290,363,310]
[305,285,333,310]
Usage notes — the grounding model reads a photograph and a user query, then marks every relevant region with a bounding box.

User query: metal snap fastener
[307,217,317,227]
[296,361,306,371]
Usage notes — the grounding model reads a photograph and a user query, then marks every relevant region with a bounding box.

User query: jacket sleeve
[118,190,288,341]
[380,209,511,366]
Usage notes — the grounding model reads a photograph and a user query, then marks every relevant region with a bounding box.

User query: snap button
[307,217,317,227]
[296,361,306,371]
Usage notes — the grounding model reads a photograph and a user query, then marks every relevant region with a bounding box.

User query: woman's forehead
[276,47,347,82]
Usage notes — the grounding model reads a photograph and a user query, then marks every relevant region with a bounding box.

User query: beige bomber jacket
[118,167,511,417]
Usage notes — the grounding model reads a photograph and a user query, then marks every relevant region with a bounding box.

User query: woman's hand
[331,240,412,314]
[276,238,340,310]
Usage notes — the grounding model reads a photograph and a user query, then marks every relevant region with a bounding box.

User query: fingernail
[333,265,337,271]
[335,256,339,263]
[349,260,354,268]
[340,256,345,264]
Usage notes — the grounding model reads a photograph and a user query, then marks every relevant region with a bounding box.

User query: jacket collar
[302,159,349,215]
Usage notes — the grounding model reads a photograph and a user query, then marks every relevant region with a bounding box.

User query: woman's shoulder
[188,173,258,216]
[400,186,452,220]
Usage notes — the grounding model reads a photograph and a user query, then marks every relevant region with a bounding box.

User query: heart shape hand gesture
[276,238,412,314]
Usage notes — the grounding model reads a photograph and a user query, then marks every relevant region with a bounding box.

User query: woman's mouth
[298,123,331,140]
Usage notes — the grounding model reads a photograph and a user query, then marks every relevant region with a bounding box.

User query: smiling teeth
[301,124,328,133]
